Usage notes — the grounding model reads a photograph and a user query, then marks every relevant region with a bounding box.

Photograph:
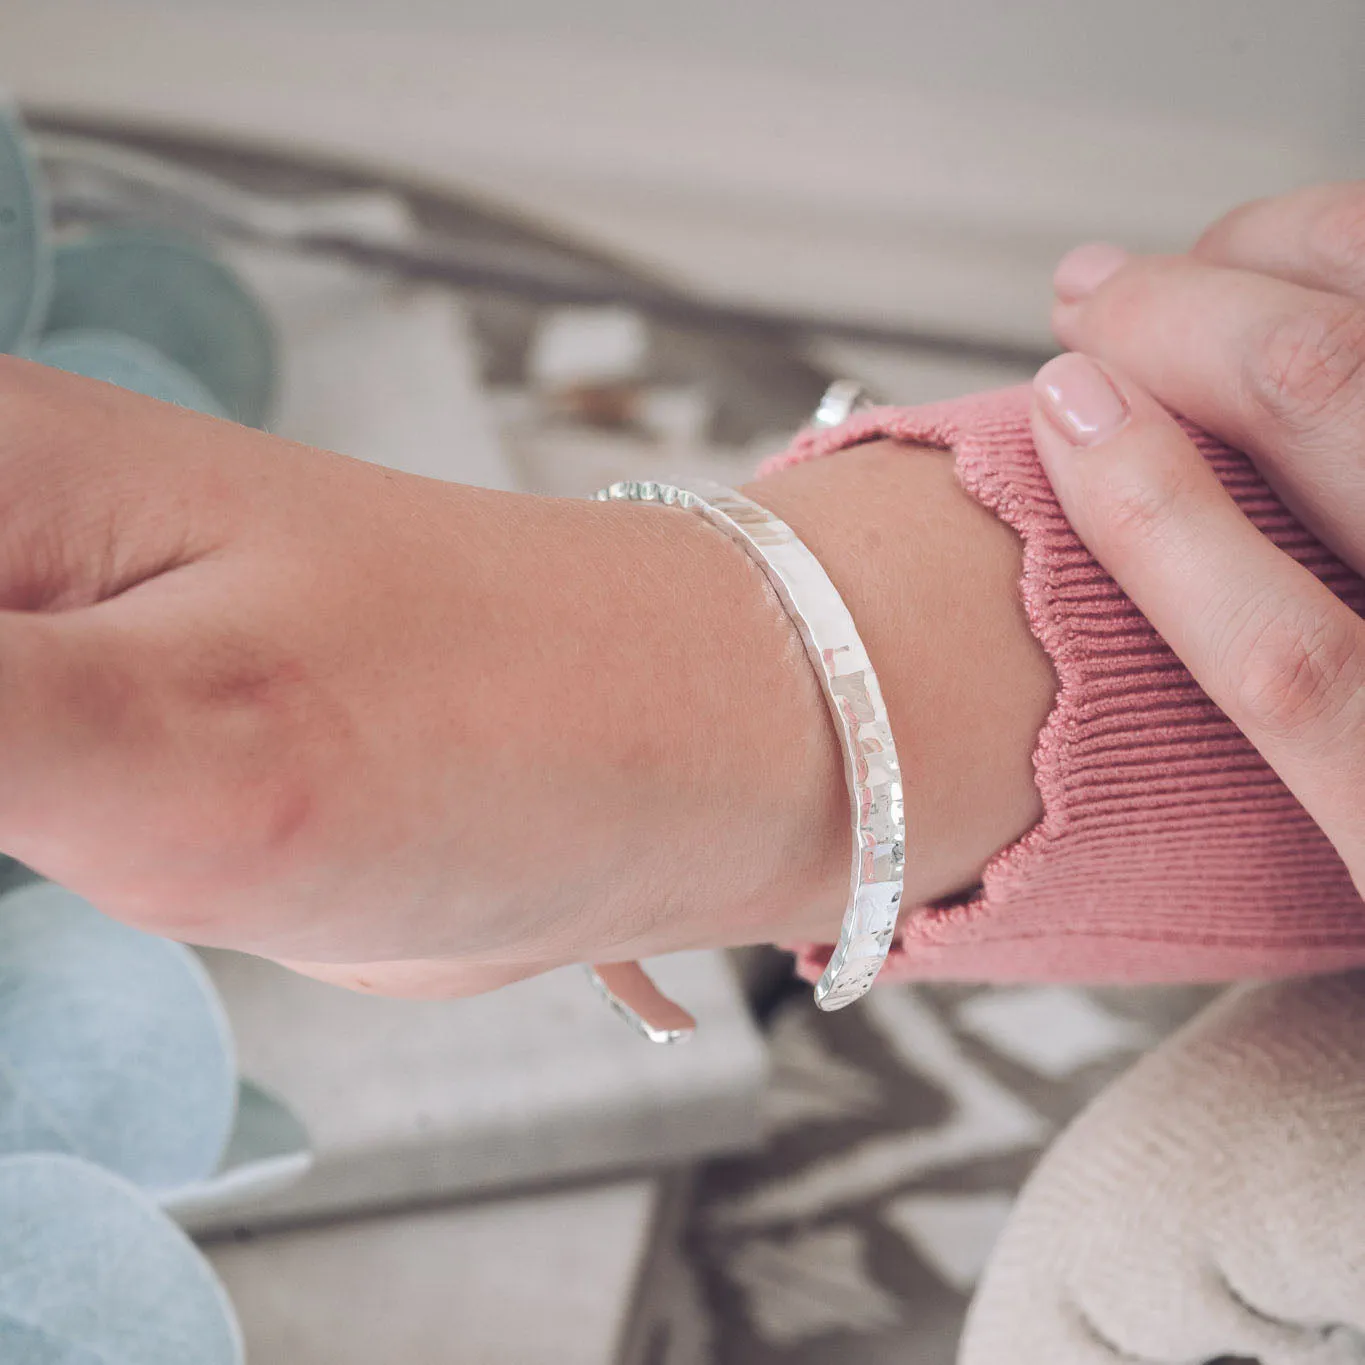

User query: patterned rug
[677,978,1216,1364]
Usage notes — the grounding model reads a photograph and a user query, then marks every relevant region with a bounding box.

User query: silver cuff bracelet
[588,478,906,1043]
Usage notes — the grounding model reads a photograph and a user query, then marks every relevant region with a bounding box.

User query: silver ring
[811,379,872,429]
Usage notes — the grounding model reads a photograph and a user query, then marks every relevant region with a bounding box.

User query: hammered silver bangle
[588,478,906,1041]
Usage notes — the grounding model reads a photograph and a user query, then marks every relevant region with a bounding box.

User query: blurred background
[6,2,1364,1362]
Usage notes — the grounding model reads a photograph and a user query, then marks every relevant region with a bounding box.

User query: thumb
[1029,351,1365,873]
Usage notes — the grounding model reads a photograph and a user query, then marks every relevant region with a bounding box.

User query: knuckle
[1217,598,1365,746]
[1245,301,1365,428]
[1084,462,1196,564]
[1306,190,1365,284]
[1192,197,1266,259]
[172,639,336,873]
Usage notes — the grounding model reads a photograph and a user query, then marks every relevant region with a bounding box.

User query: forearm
[742,440,1055,920]
[0,358,1053,984]
[477,438,1054,966]
[17,355,1361,996]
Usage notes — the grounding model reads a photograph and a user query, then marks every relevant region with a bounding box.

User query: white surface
[953,986,1151,1080]
[529,307,648,388]
[761,1007,884,1133]
[209,1178,659,1365]
[197,949,766,1232]
[232,248,517,490]
[808,341,1033,409]
[11,0,1361,350]
[707,987,1048,1231]
[722,1226,902,1345]
[502,422,767,501]
[155,0,1365,155]
[883,1190,1014,1294]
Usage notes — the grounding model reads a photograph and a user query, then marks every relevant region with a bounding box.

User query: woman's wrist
[741,440,1056,925]
[505,438,1055,967]
[478,479,850,966]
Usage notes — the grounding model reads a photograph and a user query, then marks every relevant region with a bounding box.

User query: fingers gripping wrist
[1031,353,1365,877]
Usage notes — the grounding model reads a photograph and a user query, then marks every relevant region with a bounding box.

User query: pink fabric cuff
[760,386,1365,985]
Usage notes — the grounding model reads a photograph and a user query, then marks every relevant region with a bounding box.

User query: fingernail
[1052,242,1128,302]
[1033,353,1130,447]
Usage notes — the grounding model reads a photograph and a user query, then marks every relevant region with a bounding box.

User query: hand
[0,357,1050,995]
[1030,182,1365,893]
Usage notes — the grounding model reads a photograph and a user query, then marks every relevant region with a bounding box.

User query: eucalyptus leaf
[0,857,36,899]
[44,228,276,425]
[162,1079,313,1226]
[0,882,237,1191]
[0,101,49,351]
[0,1153,242,1365]
[21,328,228,416]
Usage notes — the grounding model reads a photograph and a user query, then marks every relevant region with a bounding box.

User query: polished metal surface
[812,379,872,429]
[594,479,906,1029]
[586,965,694,1046]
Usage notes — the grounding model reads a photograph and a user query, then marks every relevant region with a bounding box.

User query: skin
[0,356,1052,996]
[1032,180,1365,895]
[19,180,1363,1001]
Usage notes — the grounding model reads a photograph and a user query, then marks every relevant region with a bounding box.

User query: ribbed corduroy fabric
[760,386,1365,983]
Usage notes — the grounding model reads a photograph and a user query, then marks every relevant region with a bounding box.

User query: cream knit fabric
[960,973,1365,1364]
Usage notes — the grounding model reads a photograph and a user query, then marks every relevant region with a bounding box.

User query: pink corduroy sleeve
[759,386,1365,985]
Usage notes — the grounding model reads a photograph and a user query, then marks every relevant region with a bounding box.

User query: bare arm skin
[0,357,1052,996]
